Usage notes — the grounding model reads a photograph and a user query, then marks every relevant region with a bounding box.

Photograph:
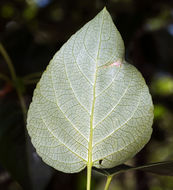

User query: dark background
[0,0,173,190]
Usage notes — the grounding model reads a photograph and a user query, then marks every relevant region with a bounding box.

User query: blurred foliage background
[0,0,173,190]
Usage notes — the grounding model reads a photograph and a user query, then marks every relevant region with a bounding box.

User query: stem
[23,71,42,80]
[0,73,11,82]
[17,89,27,122]
[23,78,40,85]
[0,43,16,80]
[0,42,27,121]
[22,71,42,85]
[104,175,113,190]
[87,163,92,190]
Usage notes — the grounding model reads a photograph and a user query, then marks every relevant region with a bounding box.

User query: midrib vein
[88,67,97,167]
[88,9,105,168]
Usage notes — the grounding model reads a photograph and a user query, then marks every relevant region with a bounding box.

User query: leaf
[27,8,154,173]
[93,161,173,176]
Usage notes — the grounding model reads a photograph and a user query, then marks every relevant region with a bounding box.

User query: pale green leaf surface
[27,8,154,173]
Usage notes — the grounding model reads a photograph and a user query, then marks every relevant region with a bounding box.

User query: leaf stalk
[104,175,113,190]
[87,163,92,190]
[0,43,16,81]
[0,42,27,121]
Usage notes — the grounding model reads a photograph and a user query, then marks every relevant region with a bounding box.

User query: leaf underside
[27,8,154,173]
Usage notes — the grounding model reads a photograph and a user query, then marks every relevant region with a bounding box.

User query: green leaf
[94,161,173,176]
[27,8,154,173]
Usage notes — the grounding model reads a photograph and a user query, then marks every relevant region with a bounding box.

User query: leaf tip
[103,6,107,10]
[102,6,109,14]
